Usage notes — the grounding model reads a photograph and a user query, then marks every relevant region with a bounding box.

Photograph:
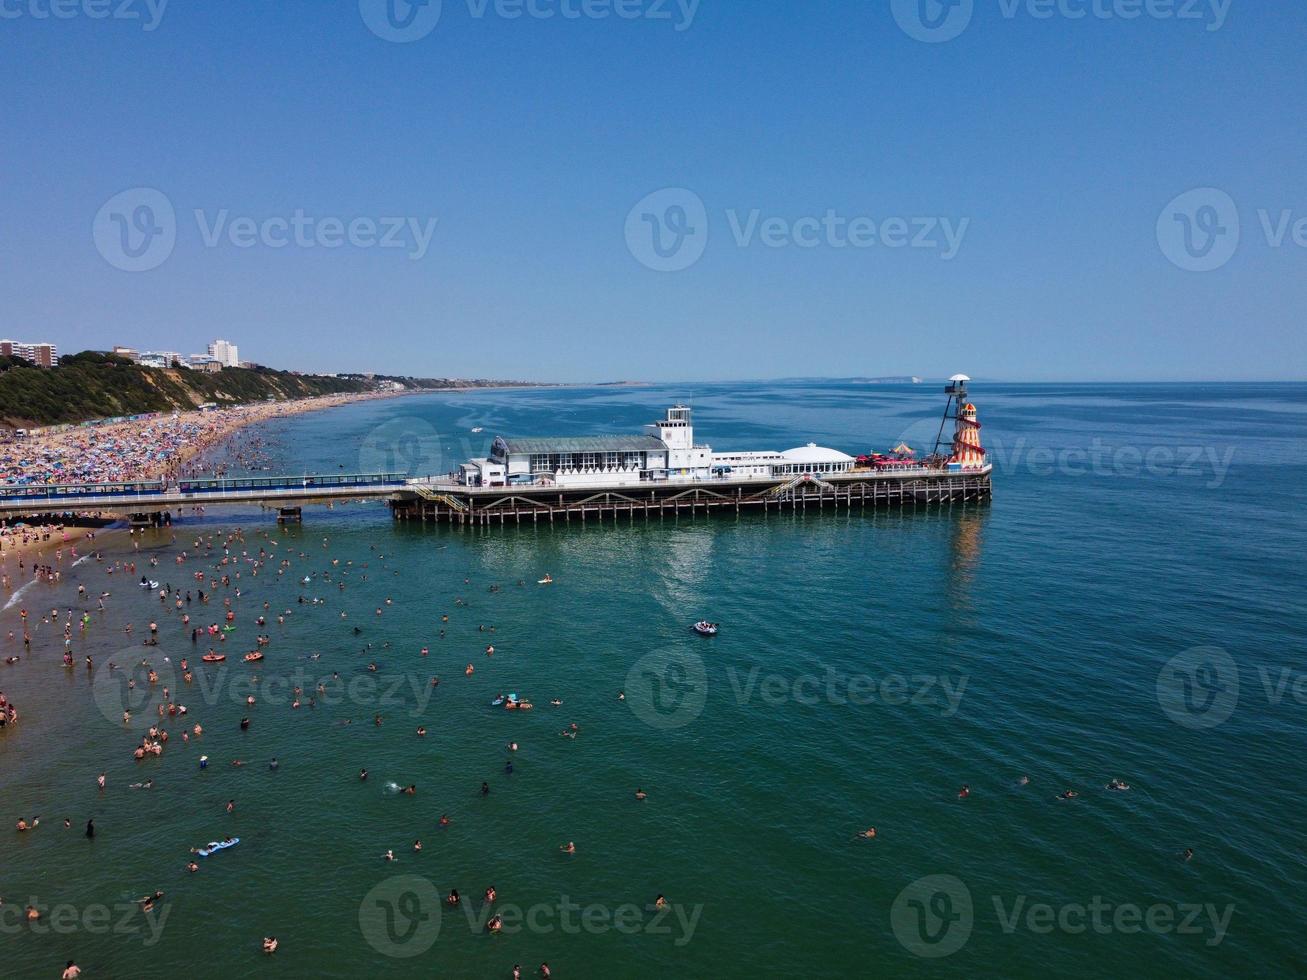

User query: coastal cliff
[0,353,370,427]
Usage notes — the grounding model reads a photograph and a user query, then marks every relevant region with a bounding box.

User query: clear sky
[2,0,1303,381]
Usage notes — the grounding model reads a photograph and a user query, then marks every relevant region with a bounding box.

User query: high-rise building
[207,339,240,368]
[1,340,58,367]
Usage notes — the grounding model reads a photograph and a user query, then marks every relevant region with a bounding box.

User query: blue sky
[2,0,1303,381]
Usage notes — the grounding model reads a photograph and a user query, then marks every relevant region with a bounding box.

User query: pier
[390,469,992,527]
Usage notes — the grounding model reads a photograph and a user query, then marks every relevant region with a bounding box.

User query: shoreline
[0,390,406,571]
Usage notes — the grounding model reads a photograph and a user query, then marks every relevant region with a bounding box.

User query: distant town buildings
[106,341,251,372]
[7,336,292,376]
[0,339,58,367]
[137,351,185,369]
[207,339,240,368]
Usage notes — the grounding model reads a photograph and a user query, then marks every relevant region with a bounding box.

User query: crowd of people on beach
[0,392,380,489]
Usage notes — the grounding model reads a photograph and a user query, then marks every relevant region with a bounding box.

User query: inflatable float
[196,837,240,857]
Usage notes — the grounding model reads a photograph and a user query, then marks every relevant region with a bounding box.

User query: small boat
[692,621,719,636]
[471,427,484,433]
[243,652,264,663]
[201,653,226,663]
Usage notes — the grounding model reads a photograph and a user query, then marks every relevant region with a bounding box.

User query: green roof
[496,435,667,455]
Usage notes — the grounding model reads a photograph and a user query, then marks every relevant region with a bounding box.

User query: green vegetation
[0,352,371,427]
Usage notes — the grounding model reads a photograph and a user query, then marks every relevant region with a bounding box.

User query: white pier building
[456,405,857,489]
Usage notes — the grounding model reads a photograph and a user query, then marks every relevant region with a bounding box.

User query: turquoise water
[2,382,1305,978]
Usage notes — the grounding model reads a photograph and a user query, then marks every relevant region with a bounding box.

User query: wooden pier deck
[390,471,992,527]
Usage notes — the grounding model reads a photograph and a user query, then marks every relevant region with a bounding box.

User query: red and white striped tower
[951,401,985,468]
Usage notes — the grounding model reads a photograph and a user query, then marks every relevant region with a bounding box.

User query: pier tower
[651,405,694,450]
[951,400,985,468]
[934,374,987,470]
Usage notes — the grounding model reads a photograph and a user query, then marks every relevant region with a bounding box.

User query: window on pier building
[581,453,600,468]
[604,452,619,468]
[530,454,550,472]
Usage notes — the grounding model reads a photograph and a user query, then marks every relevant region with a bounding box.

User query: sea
[1,381,1304,979]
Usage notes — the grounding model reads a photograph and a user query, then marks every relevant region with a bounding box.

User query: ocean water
[1,382,1304,979]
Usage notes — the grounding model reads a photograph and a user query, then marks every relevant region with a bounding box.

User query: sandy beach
[0,390,402,571]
